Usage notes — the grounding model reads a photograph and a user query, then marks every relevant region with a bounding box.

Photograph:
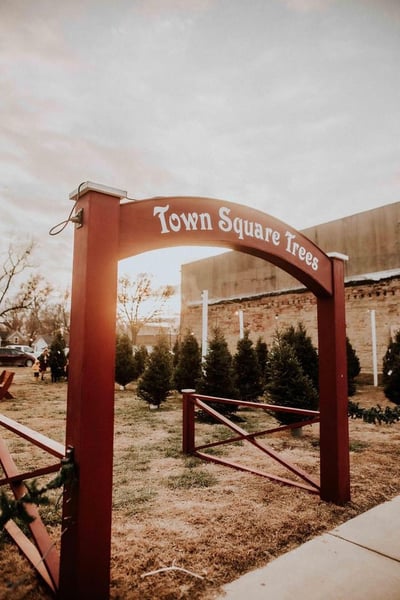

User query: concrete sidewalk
[219,495,400,599]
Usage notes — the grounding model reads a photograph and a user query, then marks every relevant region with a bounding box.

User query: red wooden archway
[59,182,349,599]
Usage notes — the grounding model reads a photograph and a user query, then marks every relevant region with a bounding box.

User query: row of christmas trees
[52,321,400,420]
[114,322,400,424]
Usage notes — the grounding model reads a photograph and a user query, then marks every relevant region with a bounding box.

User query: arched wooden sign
[118,197,332,296]
[59,182,350,600]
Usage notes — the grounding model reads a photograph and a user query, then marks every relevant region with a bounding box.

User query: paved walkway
[219,495,400,599]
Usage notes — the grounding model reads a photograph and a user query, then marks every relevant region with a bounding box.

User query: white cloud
[0,0,399,292]
[282,0,334,12]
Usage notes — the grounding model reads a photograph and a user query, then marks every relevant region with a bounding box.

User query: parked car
[5,344,36,355]
[0,347,36,367]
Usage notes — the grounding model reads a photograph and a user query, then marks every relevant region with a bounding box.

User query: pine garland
[0,452,76,529]
[348,401,400,425]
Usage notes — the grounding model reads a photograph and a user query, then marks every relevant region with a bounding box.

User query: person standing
[32,359,40,381]
[38,348,49,381]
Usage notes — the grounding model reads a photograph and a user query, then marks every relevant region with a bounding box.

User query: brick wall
[181,202,400,305]
[180,202,400,377]
[181,275,400,377]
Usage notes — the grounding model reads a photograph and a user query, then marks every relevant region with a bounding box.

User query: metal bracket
[70,208,83,229]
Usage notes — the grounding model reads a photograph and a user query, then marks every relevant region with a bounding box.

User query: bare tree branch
[0,241,36,320]
[0,241,35,306]
[117,273,175,345]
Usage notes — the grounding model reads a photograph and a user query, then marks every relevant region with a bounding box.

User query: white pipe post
[201,290,208,362]
[370,309,378,386]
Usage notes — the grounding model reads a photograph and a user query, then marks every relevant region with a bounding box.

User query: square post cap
[327,252,349,262]
[69,181,127,201]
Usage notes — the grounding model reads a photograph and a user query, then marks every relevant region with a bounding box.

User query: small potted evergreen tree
[197,328,238,416]
[173,330,202,392]
[137,335,172,408]
[115,334,137,390]
[266,331,319,435]
[233,330,263,402]
[281,322,319,391]
[133,345,148,379]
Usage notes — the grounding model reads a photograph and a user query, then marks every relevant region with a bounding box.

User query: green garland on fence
[0,452,76,530]
[348,401,400,425]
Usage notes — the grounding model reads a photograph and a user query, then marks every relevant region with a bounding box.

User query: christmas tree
[197,328,238,415]
[133,345,148,379]
[173,330,202,392]
[115,334,137,389]
[266,332,319,425]
[137,335,172,407]
[281,322,319,391]
[233,331,263,402]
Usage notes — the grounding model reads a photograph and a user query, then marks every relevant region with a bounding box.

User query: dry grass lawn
[1,368,400,599]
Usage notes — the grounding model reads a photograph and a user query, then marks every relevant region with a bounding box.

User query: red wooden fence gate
[1,181,351,599]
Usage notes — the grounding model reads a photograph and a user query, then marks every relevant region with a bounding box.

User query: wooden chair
[0,370,15,400]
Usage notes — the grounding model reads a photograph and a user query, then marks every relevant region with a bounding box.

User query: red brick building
[180,201,400,378]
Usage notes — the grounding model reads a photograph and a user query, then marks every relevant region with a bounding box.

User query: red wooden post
[317,254,350,504]
[59,183,126,599]
[182,389,196,454]
[56,188,350,600]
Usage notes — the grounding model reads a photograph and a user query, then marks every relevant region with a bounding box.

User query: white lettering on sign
[153,205,212,233]
[218,206,281,245]
[152,204,319,271]
[285,231,319,270]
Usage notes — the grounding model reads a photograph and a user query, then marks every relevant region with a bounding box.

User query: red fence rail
[182,390,321,494]
[0,413,65,593]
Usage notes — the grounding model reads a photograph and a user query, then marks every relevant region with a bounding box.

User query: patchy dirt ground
[1,369,400,599]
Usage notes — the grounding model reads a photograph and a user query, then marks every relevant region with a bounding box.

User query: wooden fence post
[182,389,196,454]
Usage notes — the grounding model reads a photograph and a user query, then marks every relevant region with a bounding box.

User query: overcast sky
[1,0,399,302]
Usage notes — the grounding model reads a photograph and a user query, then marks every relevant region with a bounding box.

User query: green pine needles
[0,451,76,530]
[266,329,319,426]
[137,335,173,407]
